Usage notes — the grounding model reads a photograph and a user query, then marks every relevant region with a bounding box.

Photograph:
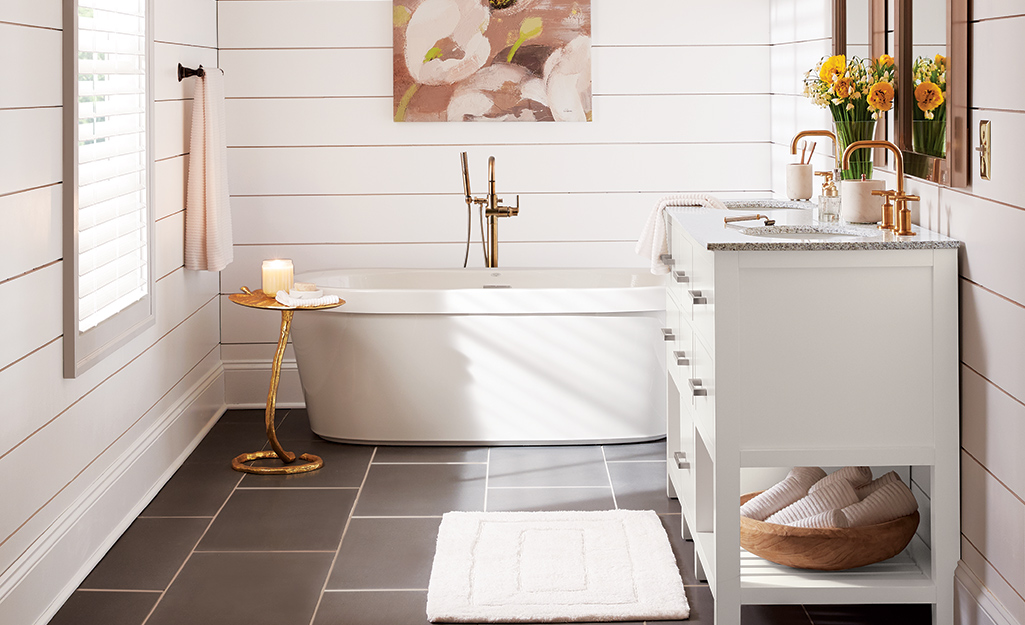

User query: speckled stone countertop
[667,203,961,251]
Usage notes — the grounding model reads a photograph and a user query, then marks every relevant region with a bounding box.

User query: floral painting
[393,0,591,122]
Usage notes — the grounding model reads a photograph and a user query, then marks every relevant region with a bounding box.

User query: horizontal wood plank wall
[0,1,224,623]
[217,0,775,405]
[770,2,1025,624]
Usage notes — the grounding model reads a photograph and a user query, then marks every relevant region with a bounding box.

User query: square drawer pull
[673,350,690,366]
[659,253,675,266]
[661,328,676,341]
[673,451,690,470]
[688,378,708,396]
[689,290,708,305]
[673,270,689,283]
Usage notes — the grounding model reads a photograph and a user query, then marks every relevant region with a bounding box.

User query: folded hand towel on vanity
[808,466,873,493]
[765,480,860,525]
[855,470,901,500]
[185,68,233,272]
[274,291,341,308]
[841,480,918,527]
[786,509,849,529]
[740,466,826,521]
[635,194,728,275]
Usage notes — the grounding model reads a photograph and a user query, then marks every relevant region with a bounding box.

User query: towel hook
[177,63,205,82]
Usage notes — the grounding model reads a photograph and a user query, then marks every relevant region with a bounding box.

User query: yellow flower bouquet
[912,54,946,157]
[804,54,896,179]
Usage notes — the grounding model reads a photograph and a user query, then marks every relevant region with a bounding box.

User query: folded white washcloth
[841,480,918,527]
[635,193,728,275]
[740,466,826,521]
[856,470,901,500]
[809,466,873,493]
[786,509,849,529]
[275,291,341,308]
[766,480,860,525]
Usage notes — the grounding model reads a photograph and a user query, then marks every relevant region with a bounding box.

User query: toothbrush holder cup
[786,163,814,201]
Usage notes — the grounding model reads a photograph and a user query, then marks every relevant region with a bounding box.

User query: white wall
[217,0,776,405]
[770,2,1025,625]
[0,2,225,624]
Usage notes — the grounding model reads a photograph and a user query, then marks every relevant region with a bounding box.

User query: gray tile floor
[50,409,930,625]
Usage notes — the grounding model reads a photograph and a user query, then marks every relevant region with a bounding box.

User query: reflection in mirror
[909,0,947,165]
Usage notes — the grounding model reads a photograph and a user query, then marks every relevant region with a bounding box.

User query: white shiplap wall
[771,3,1025,625]
[217,0,776,405]
[0,2,225,624]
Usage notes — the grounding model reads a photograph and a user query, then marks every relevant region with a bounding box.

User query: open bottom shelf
[739,537,936,605]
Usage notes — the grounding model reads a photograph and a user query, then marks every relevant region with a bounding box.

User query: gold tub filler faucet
[461,152,519,268]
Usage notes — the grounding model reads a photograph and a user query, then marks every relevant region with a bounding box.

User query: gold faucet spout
[790,130,838,163]
[842,140,904,193]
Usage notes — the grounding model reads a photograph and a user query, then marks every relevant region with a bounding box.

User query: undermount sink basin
[738,225,866,239]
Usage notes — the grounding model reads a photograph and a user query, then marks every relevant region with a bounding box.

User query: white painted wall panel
[0,108,61,196]
[225,95,771,147]
[962,537,1025,625]
[154,99,193,161]
[961,452,1025,597]
[0,1,60,29]
[218,0,392,49]
[156,212,185,279]
[973,2,1025,21]
[971,16,1025,112]
[0,23,61,108]
[155,155,187,221]
[771,0,832,43]
[962,365,1025,502]
[966,110,1025,210]
[961,280,1025,406]
[595,0,769,45]
[0,263,61,371]
[153,0,217,48]
[769,38,832,96]
[0,185,61,282]
[227,144,771,196]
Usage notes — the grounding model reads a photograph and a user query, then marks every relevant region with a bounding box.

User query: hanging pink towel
[185,69,233,272]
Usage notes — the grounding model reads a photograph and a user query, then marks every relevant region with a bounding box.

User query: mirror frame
[834,0,969,187]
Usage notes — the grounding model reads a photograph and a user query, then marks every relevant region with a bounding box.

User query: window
[64,0,154,378]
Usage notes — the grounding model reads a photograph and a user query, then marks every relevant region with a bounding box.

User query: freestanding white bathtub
[290,268,666,445]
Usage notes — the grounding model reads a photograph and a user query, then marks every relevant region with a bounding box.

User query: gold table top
[228,288,345,311]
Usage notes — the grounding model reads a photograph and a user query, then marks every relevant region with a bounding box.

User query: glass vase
[834,119,877,180]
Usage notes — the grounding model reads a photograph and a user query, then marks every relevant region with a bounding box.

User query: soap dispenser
[814,170,840,223]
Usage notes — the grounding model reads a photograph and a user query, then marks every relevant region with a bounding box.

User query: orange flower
[915,81,944,112]
[934,54,946,67]
[877,54,894,68]
[833,77,854,98]
[819,54,846,83]
[868,82,895,111]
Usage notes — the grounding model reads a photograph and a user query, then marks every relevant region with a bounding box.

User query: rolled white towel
[766,480,860,525]
[786,509,849,529]
[841,481,919,527]
[274,291,341,308]
[855,470,901,500]
[809,466,873,493]
[740,467,826,521]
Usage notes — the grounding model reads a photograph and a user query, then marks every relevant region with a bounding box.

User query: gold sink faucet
[841,140,917,236]
[790,129,838,164]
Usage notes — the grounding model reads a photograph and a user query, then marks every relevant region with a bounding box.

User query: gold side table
[228,286,344,474]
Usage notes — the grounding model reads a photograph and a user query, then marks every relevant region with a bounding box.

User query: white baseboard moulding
[956,560,1024,625]
[223,358,305,409]
[0,363,226,625]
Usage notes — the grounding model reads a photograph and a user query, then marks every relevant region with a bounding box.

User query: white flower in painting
[543,35,591,122]
[404,0,491,86]
[447,63,550,121]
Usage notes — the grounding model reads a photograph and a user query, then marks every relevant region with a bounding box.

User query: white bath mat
[426,509,689,623]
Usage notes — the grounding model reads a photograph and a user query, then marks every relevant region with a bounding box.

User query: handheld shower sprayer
[458,152,519,268]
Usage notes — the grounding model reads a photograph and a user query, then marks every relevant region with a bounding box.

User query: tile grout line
[600,446,620,510]
[306,446,378,625]
[138,468,247,625]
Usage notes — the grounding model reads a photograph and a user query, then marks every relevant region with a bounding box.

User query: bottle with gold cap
[814,170,840,223]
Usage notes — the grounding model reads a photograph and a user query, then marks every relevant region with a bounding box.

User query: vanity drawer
[690,246,715,351]
[665,291,694,390]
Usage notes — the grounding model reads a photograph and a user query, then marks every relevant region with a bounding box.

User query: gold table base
[228,288,343,475]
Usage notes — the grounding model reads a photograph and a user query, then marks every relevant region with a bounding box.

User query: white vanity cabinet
[663,209,960,625]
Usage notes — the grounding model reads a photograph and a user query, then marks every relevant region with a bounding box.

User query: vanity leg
[681,513,692,542]
[693,550,705,582]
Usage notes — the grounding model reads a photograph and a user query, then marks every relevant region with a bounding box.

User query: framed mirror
[834,0,968,187]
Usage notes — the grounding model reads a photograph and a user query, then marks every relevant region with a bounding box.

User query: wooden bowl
[739,491,920,571]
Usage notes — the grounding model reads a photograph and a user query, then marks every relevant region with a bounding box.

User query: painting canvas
[393,0,591,122]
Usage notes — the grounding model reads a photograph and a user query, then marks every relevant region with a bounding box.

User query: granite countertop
[668,203,961,251]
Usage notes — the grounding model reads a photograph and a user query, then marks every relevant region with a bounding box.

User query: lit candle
[261,259,294,296]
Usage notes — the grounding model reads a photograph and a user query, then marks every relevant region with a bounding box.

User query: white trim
[0,363,225,625]
[956,561,1023,625]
